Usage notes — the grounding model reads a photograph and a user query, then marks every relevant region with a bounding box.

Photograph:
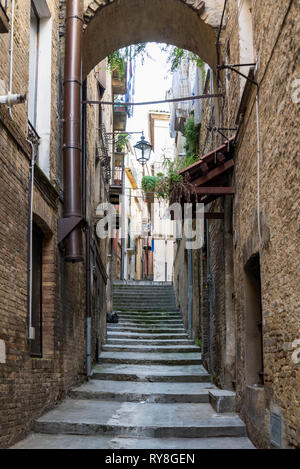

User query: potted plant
[116,133,129,153]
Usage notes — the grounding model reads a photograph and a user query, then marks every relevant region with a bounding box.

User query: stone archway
[82,0,224,78]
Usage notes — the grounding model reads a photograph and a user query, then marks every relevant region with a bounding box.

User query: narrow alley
[13,282,254,449]
[0,0,299,453]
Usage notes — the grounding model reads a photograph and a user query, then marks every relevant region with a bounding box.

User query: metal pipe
[26,138,36,341]
[8,0,15,118]
[85,94,224,107]
[206,217,211,371]
[85,224,92,377]
[188,245,193,339]
[256,93,262,246]
[0,93,26,106]
[63,0,83,262]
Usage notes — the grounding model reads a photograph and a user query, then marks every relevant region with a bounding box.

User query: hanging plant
[141,176,160,194]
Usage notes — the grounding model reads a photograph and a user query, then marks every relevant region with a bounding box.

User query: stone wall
[0,1,111,448]
[174,0,300,448]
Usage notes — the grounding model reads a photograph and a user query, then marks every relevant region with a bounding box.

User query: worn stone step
[114,308,180,312]
[106,338,195,346]
[117,314,182,320]
[70,380,214,403]
[107,326,186,334]
[119,316,183,326]
[92,364,211,382]
[102,344,200,353]
[98,351,202,366]
[11,433,256,449]
[34,400,247,438]
[107,332,189,340]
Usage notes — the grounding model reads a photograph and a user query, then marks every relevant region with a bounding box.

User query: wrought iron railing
[112,167,123,186]
[98,123,111,183]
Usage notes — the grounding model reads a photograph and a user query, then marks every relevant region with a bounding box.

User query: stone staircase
[12,282,255,449]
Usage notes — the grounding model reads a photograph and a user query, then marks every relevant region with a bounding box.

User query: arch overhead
[82,0,224,78]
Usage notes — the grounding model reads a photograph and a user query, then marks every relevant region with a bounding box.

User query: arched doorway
[82,0,224,78]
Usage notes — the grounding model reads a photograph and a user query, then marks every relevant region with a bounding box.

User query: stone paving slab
[33,400,247,438]
[12,433,255,449]
[70,380,215,403]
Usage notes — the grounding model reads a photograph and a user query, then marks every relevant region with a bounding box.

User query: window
[28,0,52,176]
[28,5,39,128]
[244,253,264,385]
[0,1,9,34]
[238,0,254,95]
[31,224,44,357]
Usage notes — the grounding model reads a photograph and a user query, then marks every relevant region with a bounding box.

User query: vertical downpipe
[188,246,193,339]
[63,0,83,262]
[27,139,36,340]
[8,0,15,118]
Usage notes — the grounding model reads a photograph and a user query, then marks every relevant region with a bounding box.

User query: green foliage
[184,115,200,155]
[141,176,160,194]
[116,133,130,151]
[108,44,206,79]
[195,337,202,348]
[107,44,148,79]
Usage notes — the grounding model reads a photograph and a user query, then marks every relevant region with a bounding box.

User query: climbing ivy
[184,113,201,156]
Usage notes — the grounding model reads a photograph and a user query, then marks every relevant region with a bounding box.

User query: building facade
[0,0,113,448]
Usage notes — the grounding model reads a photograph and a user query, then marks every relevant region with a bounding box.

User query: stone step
[107,332,189,340]
[113,292,176,297]
[114,308,180,312]
[106,338,194,346]
[119,316,183,326]
[117,314,182,320]
[98,351,202,366]
[11,433,256,449]
[34,400,247,438]
[70,380,215,403]
[92,364,211,382]
[102,344,200,353]
[107,325,186,333]
[118,319,183,324]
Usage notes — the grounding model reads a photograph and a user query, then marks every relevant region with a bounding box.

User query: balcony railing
[98,123,111,183]
[112,167,123,187]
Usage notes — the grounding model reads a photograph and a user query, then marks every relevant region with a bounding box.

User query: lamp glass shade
[134,136,152,165]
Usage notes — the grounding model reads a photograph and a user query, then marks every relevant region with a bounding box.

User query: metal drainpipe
[26,139,36,341]
[81,77,92,377]
[188,244,193,339]
[63,0,83,262]
[206,217,211,371]
[8,0,15,118]
[85,225,92,377]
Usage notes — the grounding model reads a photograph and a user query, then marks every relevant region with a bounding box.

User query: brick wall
[0,0,111,448]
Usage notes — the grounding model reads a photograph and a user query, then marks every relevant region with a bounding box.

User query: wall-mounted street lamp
[134,133,152,166]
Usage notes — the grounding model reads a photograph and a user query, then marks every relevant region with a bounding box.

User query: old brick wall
[0,0,111,448]
[223,0,300,448]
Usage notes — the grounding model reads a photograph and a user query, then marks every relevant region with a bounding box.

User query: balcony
[113,102,127,132]
[0,1,9,34]
[112,66,127,95]
[109,166,123,205]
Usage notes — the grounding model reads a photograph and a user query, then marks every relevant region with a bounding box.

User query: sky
[126,43,173,146]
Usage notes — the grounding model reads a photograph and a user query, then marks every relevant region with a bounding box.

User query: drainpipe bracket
[58,216,85,246]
